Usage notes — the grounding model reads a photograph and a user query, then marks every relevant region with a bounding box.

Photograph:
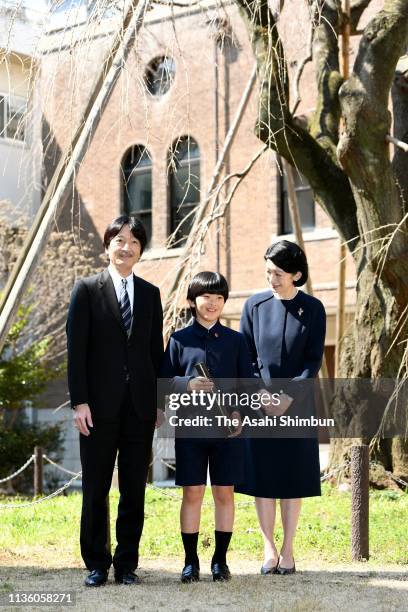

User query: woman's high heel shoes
[276,562,296,575]
[260,563,278,575]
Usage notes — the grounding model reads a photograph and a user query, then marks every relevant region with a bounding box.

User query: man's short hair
[103,215,147,254]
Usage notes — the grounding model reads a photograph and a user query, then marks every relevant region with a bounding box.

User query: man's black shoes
[84,569,108,587]
[181,563,200,583]
[114,570,141,585]
[211,562,231,582]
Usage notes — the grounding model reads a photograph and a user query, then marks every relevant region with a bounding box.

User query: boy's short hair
[264,239,308,287]
[187,271,229,316]
[103,215,147,254]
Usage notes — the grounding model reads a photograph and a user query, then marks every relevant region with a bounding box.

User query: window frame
[122,145,153,247]
[279,162,316,235]
[168,136,200,248]
[144,56,176,97]
[0,92,27,143]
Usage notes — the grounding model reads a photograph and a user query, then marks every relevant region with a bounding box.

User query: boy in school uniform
[160,271,254,583]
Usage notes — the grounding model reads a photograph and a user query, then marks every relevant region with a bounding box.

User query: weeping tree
[234,0,408,478]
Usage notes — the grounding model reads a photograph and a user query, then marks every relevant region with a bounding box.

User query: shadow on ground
[1,560,407,611]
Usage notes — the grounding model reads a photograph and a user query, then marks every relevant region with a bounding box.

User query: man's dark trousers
[79,386,154,572]
[66,269,163,573]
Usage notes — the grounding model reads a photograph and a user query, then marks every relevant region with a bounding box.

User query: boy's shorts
[175,437,244,486]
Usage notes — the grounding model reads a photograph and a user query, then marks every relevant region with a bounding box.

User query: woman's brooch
[298,308,304,316]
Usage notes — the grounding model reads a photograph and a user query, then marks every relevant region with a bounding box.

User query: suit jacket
[66,268,163,421]
[240,289,326,381]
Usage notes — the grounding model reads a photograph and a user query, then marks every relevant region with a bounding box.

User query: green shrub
[0,416,63,493]
[0,305,64,493]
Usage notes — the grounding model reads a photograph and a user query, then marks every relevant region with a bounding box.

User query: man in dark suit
[66,215,163,587]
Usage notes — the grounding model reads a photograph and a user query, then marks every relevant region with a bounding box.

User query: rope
[0,472,82,510]
[369,461,408,488]
[160,458,176,471]
[0,455,35,484]
[147,482,182,500]
[320,461,350,482]
[1,456,405,511]
[42,454,79,476]
[146,482,253,506]
[387,473,408,488]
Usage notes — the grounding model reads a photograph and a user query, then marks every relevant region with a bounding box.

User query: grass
[0,484,407,567]
[1,486,407,612]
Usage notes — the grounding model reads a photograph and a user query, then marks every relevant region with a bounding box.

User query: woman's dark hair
[103,215,147,254]
[187,271,229,316]
[264,240,308,287]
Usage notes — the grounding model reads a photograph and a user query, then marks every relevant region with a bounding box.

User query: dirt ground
[1,558,407,612]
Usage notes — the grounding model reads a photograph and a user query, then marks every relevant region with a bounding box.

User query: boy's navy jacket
[160,319,255,397]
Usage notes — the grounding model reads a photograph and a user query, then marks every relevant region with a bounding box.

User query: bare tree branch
[235,0,359,246]
[164,145,268,337]
[152,0,202,7]
[309,0,343,147]
[0,0,151,353]
[291,1,317,115]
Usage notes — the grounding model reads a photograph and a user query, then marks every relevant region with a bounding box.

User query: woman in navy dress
[235,240,326,575]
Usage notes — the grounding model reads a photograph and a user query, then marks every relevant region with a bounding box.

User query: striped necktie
[119,278,132,335]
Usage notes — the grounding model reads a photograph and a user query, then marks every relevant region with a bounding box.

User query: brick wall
[39,0,388,332]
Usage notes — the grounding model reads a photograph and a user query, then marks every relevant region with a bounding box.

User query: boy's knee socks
[211,530,232,566]
[181,531,199,566]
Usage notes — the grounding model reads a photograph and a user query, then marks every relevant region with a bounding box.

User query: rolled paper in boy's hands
[194,362,234,435]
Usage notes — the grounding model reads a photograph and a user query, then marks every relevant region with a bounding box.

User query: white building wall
[0,2,42,224]
[32,405,82,489]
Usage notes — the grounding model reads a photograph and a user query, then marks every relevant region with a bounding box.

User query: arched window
[122,145,152,246]
[168,136,200,247]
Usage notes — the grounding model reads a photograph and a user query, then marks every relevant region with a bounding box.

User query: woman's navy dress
[235,289,326,499]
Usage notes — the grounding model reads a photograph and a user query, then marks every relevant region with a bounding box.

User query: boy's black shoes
[181,563,200,583]
[211,562,231,582]
[114,570,140,585]
[84,569,108,587]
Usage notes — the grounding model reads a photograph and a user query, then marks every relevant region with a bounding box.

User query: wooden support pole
[34,446,43,497]
[336,0,351,377]
[283,159,329,380]
[351,444,369,561]
[0,0,149,354]
[283,159,312,296]
[335,242,347,376]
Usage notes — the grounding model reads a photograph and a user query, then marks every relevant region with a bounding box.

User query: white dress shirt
[108,265,134,313]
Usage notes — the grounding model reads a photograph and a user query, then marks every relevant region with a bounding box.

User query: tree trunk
[234,0,408,483]
[333,3,408,482]
[329,260,408,483]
